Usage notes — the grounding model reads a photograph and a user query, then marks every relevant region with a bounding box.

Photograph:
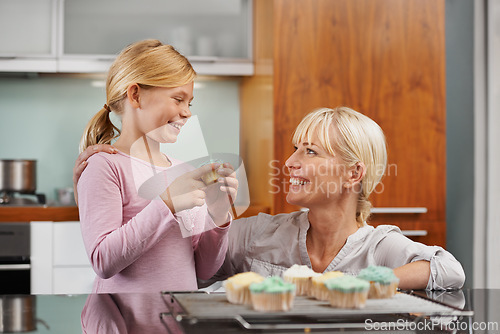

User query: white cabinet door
[53,222,90,266]
[53,267,95,294]
[58,0,253,75]
[31,222,53,295]
[52,222,95,294]
[0,0,253,74]
[0,0,57,72]
[31,221,95,294]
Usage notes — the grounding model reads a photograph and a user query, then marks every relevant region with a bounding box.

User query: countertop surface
[0,205,270,222]
[3,289,498,333]
[0,205,80,222]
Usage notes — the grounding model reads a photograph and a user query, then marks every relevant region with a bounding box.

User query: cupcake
[282,264,321,296]
[223,272,265,305]
[357,265,399,299]
[310,271,344,300]
[324,275,370,309]
[199,159,223,185]
[249,276,296,312]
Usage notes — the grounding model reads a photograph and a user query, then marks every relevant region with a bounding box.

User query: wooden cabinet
[239,0,447,246]
[269,0,446,246]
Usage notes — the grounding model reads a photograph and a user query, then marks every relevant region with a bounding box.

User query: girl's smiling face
[135,81,194,143]
[285,132,349,208]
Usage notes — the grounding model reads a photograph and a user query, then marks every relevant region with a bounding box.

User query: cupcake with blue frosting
[249,276,296,311]
[324,275,370,308]
[357,265,400,299]
[310,271,344,300]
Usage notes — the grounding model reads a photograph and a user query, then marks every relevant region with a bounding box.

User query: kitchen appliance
[55,187,75,206]
[0,160,45,206]
[0,295,36,333]
[0,224,31,295]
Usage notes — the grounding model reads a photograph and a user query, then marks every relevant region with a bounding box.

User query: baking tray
[160,291,473,332]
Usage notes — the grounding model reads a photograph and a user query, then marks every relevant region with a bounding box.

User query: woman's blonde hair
[79,39,197,152]
[292,107,387,224]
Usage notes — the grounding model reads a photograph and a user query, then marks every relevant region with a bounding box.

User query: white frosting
[283,264,321,278]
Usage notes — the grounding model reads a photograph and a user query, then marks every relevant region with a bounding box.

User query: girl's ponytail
[79,105,120,153]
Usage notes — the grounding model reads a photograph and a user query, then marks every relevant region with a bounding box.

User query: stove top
[0,192,46,206]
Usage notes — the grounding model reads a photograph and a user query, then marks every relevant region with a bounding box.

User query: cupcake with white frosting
[282,264,321,296]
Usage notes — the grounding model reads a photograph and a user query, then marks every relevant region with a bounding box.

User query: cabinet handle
[0,55,17,60]
[370,207,428,214]
[187,56,218,63]
[401,230,428,237]
[300,207,428,214]
[0,264,31,271]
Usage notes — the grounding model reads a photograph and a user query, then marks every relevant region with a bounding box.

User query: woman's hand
[160,163,218,214]
[73,144,117,205]
[204,163,238,227]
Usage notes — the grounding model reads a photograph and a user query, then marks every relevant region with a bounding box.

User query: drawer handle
[0,264,31,271]
[370,207,428,214]
[401,230,428,237]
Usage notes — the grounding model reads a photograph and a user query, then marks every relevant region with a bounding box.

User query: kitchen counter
[4,289,498,333]
[0,206,79,222]
[0,205,270,222]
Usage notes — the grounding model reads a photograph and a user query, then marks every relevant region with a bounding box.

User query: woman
[76,107,465,290]
[76,39,237,294]
[208,107,464,290]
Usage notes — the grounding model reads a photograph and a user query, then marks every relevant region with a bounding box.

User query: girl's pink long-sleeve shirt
[77,151,230,293]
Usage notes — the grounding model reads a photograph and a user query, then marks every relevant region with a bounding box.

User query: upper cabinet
[0,0,58,71]
[0,0,253,75]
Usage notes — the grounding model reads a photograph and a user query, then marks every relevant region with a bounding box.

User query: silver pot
[0,160,37,194]
[0,295,36,333]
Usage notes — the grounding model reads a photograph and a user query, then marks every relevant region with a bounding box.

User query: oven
[0,223,31,294]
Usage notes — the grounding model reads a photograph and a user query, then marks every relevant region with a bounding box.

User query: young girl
[77,39,237,293]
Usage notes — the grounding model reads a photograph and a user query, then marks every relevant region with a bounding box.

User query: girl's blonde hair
[292,107,387,224]
[79,39,197,152]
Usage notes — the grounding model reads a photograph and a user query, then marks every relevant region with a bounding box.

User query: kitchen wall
[0,75,240,203]
[445,0,474,288]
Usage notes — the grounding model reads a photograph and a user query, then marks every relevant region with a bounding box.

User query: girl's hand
[73,144,117,205]
[204,163,239,226]
[160,163,219,214]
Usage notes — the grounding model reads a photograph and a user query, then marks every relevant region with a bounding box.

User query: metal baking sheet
[166,292,472,321]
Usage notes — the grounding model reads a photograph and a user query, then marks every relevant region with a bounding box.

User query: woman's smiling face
[285,131,349,208]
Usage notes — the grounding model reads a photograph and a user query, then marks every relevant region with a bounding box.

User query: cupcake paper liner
[283,276,312,296]
[310,281,332,301]
[250,291,295,312]
[327,289,369,309]
[367,281,399,299]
